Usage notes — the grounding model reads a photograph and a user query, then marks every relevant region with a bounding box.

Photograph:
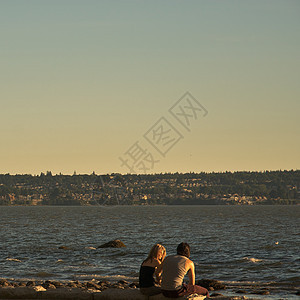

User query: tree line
[0,170,299,205]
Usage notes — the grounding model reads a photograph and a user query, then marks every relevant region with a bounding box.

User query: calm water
[0,206,299,299]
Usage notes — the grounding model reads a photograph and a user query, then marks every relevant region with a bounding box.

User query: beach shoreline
[0,278,241,299]
[0,278,299,299]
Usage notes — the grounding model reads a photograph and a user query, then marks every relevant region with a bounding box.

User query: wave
[224,278,300,289]
[242,257,263,263]
[79,262,96,266]
[101,251,129,258]
[6,258,22,262]
[262,244,284,250]
[35,271,56,277]
[278,276,300,286]
[223,280,260,285]
[73,274,138,282]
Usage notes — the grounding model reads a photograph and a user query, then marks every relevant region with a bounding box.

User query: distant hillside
[0,170,299,205]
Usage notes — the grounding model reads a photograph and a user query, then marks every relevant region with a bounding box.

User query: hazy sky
[1,0,299,175]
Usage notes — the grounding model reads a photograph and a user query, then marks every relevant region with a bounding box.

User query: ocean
[0,205,299,299]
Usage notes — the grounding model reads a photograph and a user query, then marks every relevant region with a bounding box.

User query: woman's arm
[154,260,163,284]
[161,250,166,262]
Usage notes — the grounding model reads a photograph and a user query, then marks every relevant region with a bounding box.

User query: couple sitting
[139,242,209,298]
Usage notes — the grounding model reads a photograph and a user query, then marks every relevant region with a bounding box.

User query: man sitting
[160,242,209,298]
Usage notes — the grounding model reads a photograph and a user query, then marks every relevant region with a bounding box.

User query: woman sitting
[139,243,166,296]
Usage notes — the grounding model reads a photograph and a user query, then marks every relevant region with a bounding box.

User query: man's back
[161,255,188,290]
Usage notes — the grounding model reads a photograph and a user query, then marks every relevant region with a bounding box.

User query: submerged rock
[251,290,270,295]
[98,239,126,248]
[58,245,71,250]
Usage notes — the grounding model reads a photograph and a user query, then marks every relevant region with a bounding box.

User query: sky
[0,0,299,175]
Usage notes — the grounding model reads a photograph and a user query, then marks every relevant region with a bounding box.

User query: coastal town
[0,170,298,206]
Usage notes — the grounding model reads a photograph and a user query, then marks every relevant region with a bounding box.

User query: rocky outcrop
[98,239,126,248]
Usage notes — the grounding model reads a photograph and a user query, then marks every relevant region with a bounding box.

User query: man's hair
[177,242,190,258]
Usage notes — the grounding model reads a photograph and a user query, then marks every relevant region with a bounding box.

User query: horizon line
[1,169,299,176]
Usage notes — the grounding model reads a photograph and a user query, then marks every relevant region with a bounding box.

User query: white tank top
[161,255,188,290]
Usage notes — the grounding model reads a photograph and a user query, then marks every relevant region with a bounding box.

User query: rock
[33,285,47,292]
[98,281,110,287]
[87,282,101,290]
[98,239,126,248]
[235,290,247,294]
[96,281,110,291]
[42,282,57,289]
[111,283,125,289]
[26,280,35,287]
[51,280,65,288]
[48,284,57,290]
[0,280,10,287]
[58,245,71,250]
[129,282,139,289]
[18,282,27,287]
[67,281,81,288]
[196,279,226,290]
[251,290,270,295]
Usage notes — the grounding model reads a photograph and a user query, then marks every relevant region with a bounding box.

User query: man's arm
[187,260,195,285]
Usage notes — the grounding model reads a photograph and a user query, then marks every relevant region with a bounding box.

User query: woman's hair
[177,242,190,258]
[145,244,166,262]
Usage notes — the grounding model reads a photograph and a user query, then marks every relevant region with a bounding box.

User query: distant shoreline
[0,203,299,206]
[1,170,299,206]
